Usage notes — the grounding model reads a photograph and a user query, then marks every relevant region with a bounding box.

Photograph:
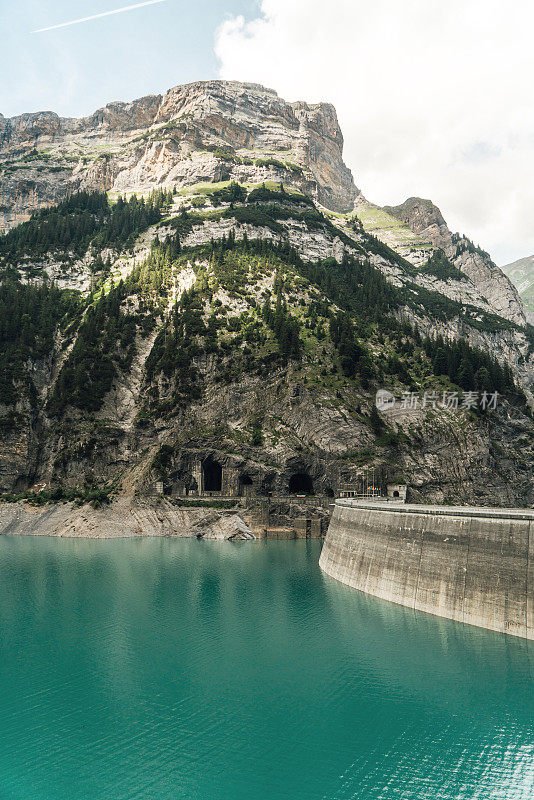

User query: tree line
[0,279,79,404]
[0,189,172,265]
[424,334,516,394]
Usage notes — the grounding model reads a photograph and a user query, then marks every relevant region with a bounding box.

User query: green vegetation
[144,288,203,409]
[422,249,465,281]
[261,273,301,360]
[209,182,247,206]
[0,189,172,265]
[404,283,517,333]
[362,232,417,274]
[329,312,375,385]
[252,156,303,175]
[247,183,313,206]
[223,202,327,235]
[299,253,396,325]
[424,335,516,396]
[0,279,80,404]
[254,157,286,171]
[48,281,140,413]
[204,146,253,166]
[0,186,524,436]
[452,233,491,260]
[0,484,115,508]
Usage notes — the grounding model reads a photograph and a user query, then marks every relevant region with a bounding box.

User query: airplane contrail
[32,0,167,33]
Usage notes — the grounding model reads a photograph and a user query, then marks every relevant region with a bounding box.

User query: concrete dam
[319,499,534,640]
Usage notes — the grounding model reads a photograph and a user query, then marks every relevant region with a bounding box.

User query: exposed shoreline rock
[0,498,255,540]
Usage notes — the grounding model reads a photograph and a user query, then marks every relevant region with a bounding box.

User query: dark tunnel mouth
[203,457,222,492]
[288,472,314,495]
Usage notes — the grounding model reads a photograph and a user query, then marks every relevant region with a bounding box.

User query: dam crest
[319,500,534,640]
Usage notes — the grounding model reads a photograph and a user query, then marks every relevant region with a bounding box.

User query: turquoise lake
[1,537,534,799]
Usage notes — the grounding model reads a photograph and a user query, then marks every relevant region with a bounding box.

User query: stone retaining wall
[319,500,534,639]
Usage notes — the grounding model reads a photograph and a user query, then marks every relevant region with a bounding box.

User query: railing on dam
[334,498,534,522]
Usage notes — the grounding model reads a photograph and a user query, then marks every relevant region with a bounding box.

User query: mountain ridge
[0,80,533,510]
[502,254,534,324]
[382,197,526,327]
[0,80,359,232]
[2,79,526,330]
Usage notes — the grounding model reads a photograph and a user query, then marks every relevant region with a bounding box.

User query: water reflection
[321,568,534,799]
[0,536,532,799]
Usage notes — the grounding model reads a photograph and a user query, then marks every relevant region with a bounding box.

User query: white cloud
[215,0,534,264]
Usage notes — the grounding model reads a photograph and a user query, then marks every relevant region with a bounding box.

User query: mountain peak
[0,80,359,233]
[383,196,526,326]
[384,197,450,245]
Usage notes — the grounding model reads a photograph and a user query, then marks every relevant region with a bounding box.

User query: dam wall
[319,500,534,639]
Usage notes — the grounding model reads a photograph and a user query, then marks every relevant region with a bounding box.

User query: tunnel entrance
[203,457,222,492]
[288,472,314,495]
[393,490,400,498]
[239,474,254,497]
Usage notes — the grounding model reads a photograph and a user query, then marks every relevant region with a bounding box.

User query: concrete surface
[319,499,534,639]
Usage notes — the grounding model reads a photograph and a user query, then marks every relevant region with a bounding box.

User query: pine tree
[457,357,475,390]
[432,347,449,376]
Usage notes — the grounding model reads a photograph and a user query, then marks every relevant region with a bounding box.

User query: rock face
[1,80,533,514]
[0,81,359,232]
[385,198,527,327]
[0,498,255,539]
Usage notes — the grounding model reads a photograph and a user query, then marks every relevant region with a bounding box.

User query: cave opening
[288,472,314,495]
[203,457,222,492]
[239,474,253,496]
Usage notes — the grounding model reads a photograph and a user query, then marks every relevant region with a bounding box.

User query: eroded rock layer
[0,80,359,233]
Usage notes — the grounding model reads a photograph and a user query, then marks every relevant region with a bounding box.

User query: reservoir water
[0,536,533,799]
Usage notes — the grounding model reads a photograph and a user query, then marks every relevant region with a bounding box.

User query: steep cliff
[0,183,532,507]
[0,80,359,234]
[502,254,534,323]
[384,197,526,327]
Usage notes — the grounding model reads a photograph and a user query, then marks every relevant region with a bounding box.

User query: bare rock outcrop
[385,197,526,327]
[0,81,360,233]
[0,498,255,539]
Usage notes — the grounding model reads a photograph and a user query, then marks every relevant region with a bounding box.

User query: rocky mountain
[0,80,533,513]
[0,80,358,232]
[502,255,534,323]
[383,197,526,326]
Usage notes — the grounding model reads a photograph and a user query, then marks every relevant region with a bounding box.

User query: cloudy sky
[1,0,533,264]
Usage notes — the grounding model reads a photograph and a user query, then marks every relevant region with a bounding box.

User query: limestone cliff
[0,80,359,233]
[0,82,533,513]
[384,197,527,327]
[502,254,534,322]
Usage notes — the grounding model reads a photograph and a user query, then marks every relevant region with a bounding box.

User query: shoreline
[0,497,256,540]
